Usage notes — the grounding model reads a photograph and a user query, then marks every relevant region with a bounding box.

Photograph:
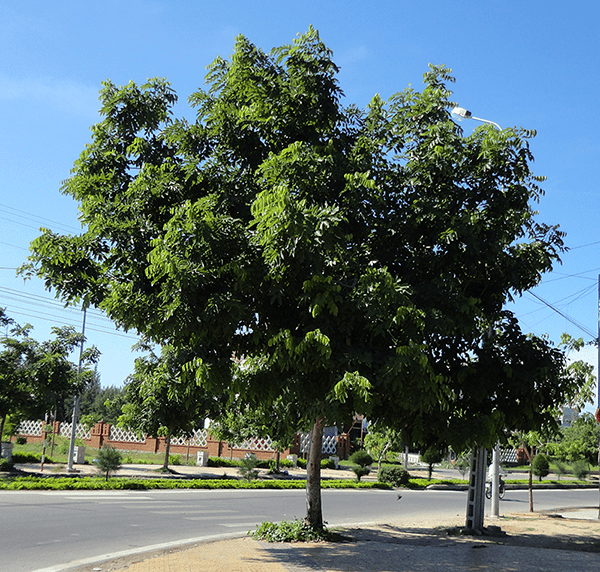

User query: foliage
[239,455,260,481]
[79,376,126,426]
[12,452,53,464]
[364,424,403,472]
[548,413,600,465]
[94,445,122,481]
[531,454,550,481]
[351,466,370,482]
[0,459,14,472]
[116,344,218,469]
[378,466,411,487]
[321,458,336,470]
[420,447,445,480]
[0,476,391,491]
[551,460,567,480]
[453,451,472,479]
[15,437,27,445]
[572,460,590,481]
[23,28,572,527]
[349,450,373,468]
[0,319,99,439]
[251,520,332,542]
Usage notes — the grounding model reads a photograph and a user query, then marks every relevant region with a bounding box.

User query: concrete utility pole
[465,447,487,532]
[452,105,506,525]
[597,274,600,520]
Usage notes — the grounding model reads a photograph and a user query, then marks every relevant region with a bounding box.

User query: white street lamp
[451,106,502,130]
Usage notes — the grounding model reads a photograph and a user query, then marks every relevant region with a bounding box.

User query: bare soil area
[69,512,600,572]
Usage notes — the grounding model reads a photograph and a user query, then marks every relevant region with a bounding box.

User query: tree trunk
[377,441,391,473]
[305,417,324,529]
[529,466,534,512]
[0,414,6,443]
[163,434,171,469]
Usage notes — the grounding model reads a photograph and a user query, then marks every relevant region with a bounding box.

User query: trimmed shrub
[15,436,27,445]
[378,466,411,487]
[0,459,14,472]
[532,454,550,481]
[349,450,373,468]
[321,458,336,470]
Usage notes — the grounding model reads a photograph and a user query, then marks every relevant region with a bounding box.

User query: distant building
[559,406,579,427]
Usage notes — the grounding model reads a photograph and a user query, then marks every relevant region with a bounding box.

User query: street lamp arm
[451,106,502,130]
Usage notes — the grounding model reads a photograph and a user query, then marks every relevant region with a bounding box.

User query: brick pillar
[90,422,109,449]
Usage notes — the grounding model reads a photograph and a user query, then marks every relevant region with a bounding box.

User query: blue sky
[1,1,599,409]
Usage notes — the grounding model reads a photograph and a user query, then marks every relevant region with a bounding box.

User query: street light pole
[452,105,503,522]
[67,307,87,472]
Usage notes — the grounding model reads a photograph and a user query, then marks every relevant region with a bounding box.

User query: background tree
[548,413,600,465]
[24,29,574,529]
[364,424,403,473]
[0,319,99,439]
[509,334,595,511]
[116,344,218,470]
[79,372,126,427]
[420,446,445,481]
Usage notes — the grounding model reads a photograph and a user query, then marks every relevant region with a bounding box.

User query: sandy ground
[66,511,600,572]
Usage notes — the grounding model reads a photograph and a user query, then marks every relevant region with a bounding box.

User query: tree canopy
[24,28,575,526]
[0,315,99,439]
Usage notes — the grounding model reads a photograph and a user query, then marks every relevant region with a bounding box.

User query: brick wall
[14,420,350,460]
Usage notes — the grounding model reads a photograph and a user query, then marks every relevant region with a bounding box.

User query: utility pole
[597,274,600,519]
[67,307,87,472]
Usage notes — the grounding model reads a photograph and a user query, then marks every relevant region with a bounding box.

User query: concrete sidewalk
[61,511,600,572]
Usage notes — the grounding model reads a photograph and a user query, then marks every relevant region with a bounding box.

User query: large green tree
[24,28,574,528]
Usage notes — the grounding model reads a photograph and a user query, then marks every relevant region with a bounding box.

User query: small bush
[321,458,336,470]
[168,454,181,466]
[251,520,331,542]
[378,466,411,487]
[349,450,373,468]
[551,460,567,480]
[573,460,589,480]
[208,457,241,467]
[351,466,370,482]
[297,458,307,469]
[94,445,123,481]
[12,452,44,464]
[239,455,259,481]
[0,459,14,472]
[532,454,550,481]
[15,436,27,445]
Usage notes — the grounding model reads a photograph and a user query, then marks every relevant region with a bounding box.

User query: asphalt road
[0,487,598,572]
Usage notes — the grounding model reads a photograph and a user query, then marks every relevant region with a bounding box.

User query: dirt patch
[66,512,600,571]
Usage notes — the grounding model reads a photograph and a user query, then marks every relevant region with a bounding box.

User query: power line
[0,203,80,234]
[527,291,597,340]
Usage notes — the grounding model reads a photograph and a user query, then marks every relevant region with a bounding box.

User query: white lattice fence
[241,437,274,451]
[59,422,91,440]
[500,449,518,464]
[18,420,43,436]
[170,429,208,447]
[109,426,145,443]
[299,433,338,455]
